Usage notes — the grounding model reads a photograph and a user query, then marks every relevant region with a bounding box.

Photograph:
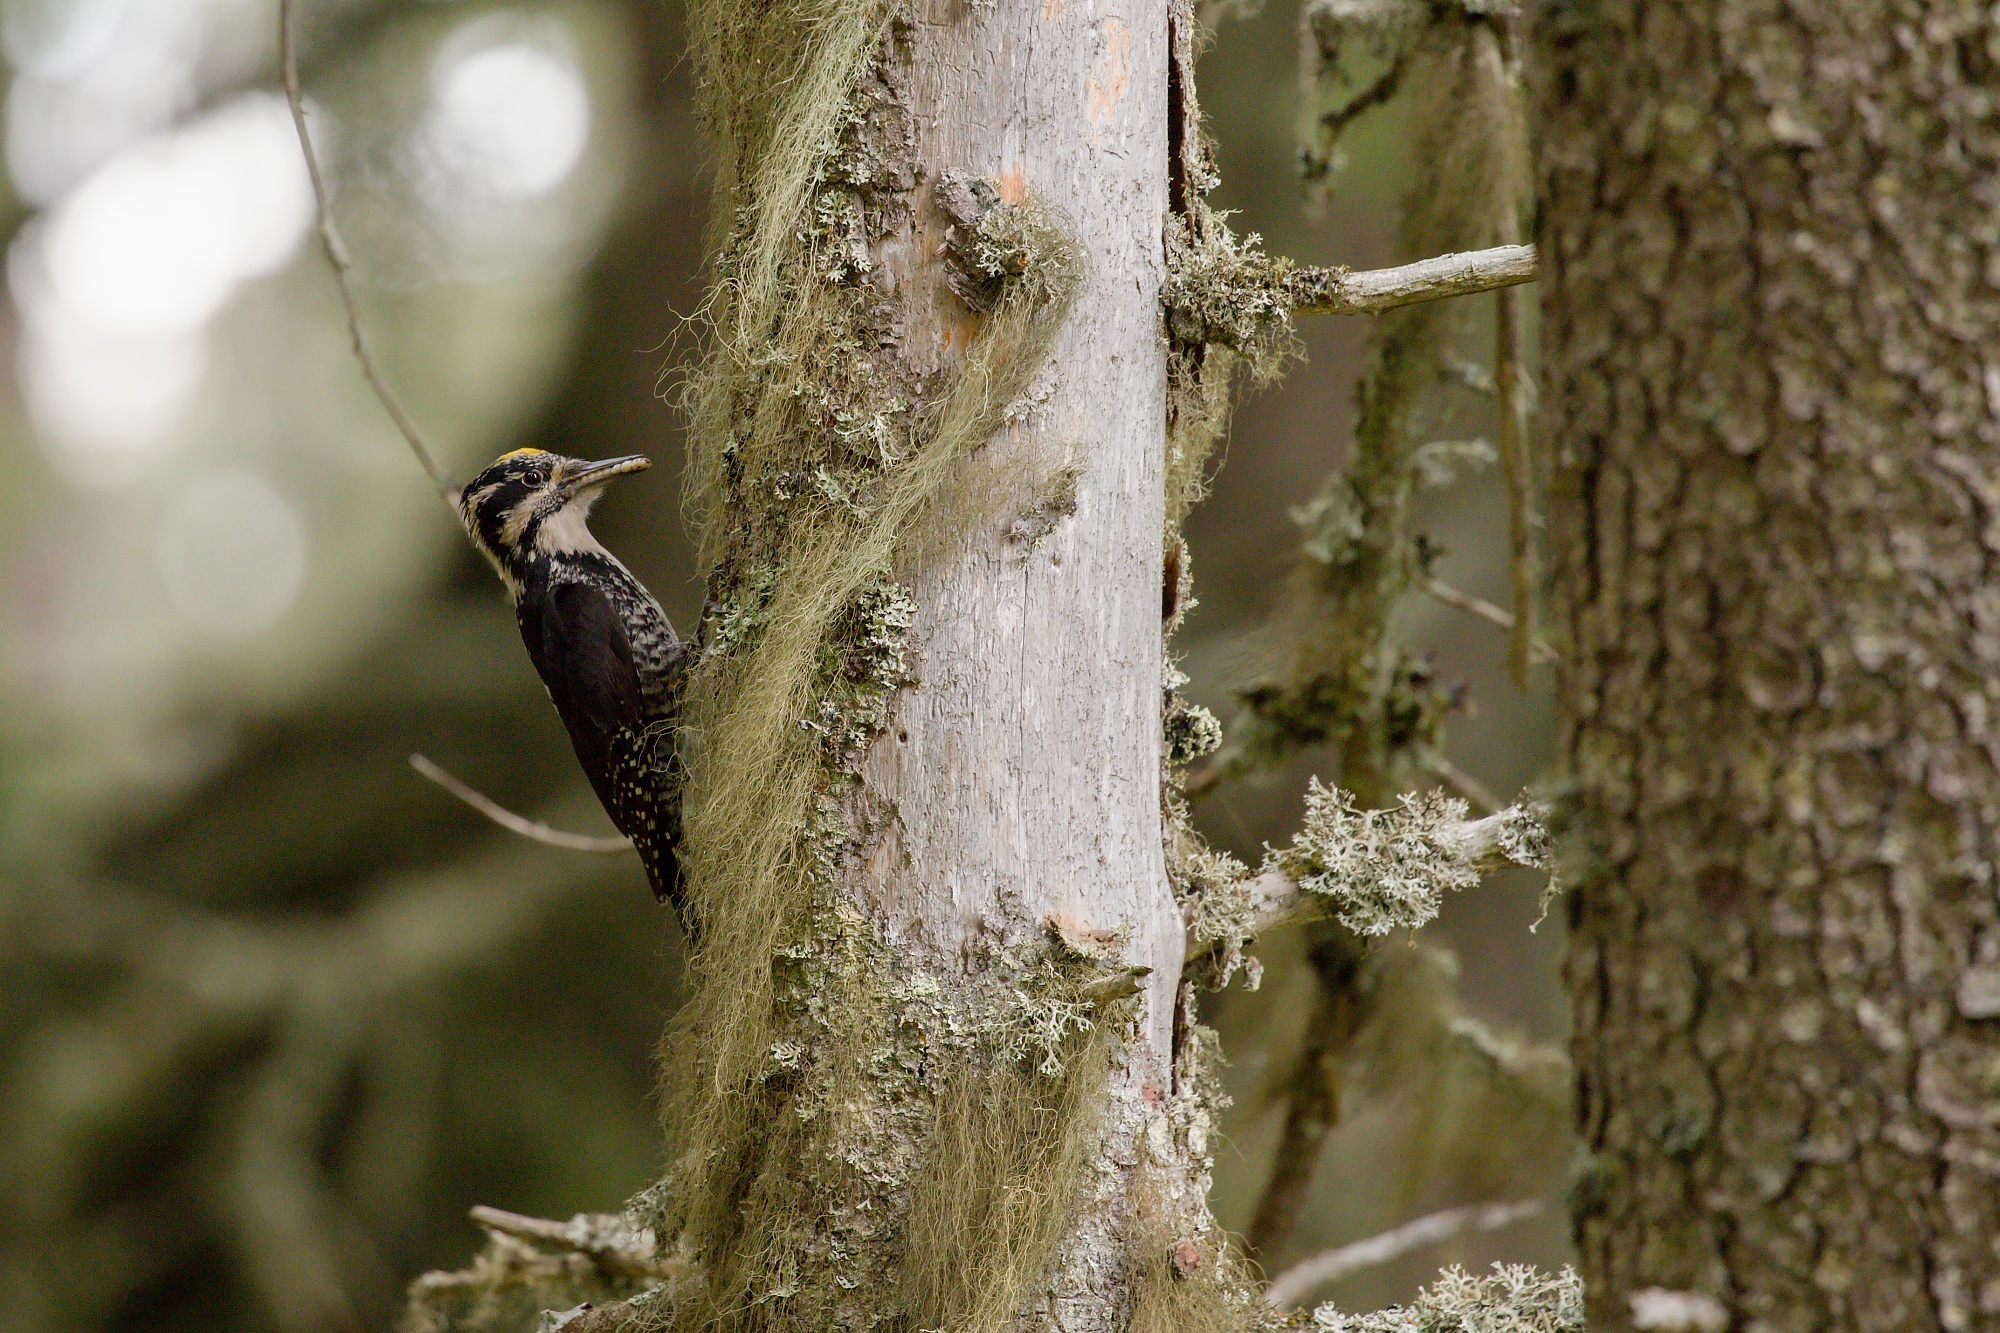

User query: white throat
[534,497,610,559]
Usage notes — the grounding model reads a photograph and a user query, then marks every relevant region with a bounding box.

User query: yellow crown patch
[495,448,551,462]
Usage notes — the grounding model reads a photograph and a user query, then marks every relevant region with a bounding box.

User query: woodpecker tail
[637,813,692,938]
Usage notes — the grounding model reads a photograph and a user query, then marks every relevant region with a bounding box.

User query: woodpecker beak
[558,454,651,499]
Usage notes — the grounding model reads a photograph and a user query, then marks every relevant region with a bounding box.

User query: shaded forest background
[0,0,1567,1328]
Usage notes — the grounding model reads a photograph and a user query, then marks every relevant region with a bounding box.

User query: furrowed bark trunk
[1539,2,2000,1329]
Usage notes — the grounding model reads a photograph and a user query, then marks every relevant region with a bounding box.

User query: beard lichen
[631,0,1115,1327]
[898,961,1128,1333]
[1124,1153,1273,1333]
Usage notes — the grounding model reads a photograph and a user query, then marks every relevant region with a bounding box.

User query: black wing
[522,578,645,792]
[518,579,683,910]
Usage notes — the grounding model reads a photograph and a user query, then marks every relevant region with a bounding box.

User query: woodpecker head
[458,448,650,594]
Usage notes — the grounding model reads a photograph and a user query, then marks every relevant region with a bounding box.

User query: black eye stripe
[461,458,571,559]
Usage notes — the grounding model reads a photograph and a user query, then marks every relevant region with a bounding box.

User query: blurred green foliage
[0,1,1565,1329]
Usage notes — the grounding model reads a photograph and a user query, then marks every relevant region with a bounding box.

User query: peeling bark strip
[1539,0,2000,1329]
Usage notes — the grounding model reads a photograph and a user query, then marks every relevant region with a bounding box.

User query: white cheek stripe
[502,497,538,549]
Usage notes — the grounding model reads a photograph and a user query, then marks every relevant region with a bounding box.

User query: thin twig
[1494,198,1537,686]
[1264,1198,1545,1308]
[280,0,458,503]
[1301,53,1409,182]
[410,754,632,853]
[1418,746,1501,816]
[1287,244,1536,318]
[1425,578,1554,664]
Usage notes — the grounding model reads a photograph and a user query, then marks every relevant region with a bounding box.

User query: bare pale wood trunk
[867,0,1178,1065]
[857,1,1190,1322]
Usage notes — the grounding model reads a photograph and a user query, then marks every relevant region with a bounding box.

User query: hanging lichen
[615,0,1130,1325]
[898,980,1121,1333]
[1123,1144,1273,1333]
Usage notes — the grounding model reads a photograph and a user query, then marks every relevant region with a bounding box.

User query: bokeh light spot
[40,92,314,337]
[14,92,314,484]
[17,316,208,485]
[421,31,589,200]
[4,0,237,204]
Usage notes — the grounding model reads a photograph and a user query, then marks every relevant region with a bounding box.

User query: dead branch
[410,755,633,853]
[467,1207,672,1281]
[1166,244,1537,352]
[1265,1198,1545,1309]
[401,1208,676,1332]
[1186,801,1549,964]
[1288,244,1536,317]
[1489,14,1539,689]
[1494,275,1537,686]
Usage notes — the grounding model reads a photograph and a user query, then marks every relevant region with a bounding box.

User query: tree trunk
[624,0,1231,1329]
[871,0,1180,1085]
[1539,2,2000,1329]
[856,0,1191,1319]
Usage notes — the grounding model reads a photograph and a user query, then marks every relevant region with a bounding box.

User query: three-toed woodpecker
[459,448,691,917]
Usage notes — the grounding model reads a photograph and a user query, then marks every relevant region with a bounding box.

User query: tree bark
[870,0,1180,1075]
[1539,1,2000,1329]
[860,0,1190,1321]
[627,0,1222,1328]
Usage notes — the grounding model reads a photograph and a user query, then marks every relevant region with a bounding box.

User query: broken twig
[468,1206,669,1280]
[1287,244,1537,318]
[1167,244,1538,351]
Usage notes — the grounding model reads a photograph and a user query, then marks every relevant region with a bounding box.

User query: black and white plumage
[458,448,692,918]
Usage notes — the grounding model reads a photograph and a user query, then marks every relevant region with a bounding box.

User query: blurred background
[0,1,1565,1329]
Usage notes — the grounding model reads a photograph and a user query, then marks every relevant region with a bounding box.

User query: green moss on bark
[627,2,1118,1328]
